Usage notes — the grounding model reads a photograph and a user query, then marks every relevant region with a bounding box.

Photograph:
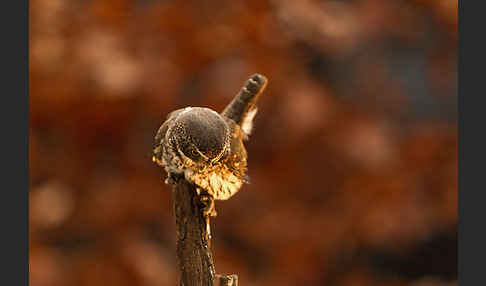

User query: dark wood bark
[173,179,215,286]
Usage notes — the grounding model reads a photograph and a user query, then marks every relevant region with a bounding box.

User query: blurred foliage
[29,0,457,285]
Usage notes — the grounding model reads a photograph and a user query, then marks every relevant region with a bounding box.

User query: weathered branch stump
[172,179,216,286]
[172,179,240,286]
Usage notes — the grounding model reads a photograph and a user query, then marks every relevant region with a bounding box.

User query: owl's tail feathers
[222,74,268,127]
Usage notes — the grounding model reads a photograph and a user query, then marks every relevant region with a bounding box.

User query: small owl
[153,74,267,202]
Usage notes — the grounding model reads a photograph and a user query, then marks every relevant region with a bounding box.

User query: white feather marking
[241,107,258,136]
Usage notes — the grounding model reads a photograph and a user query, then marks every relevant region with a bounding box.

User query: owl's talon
[200,195,217,217]
[165,173,182,185]
[205,216,211,242]
[199,194,217,243]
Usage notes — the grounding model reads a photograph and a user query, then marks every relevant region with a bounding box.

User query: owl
[152,74,267,208]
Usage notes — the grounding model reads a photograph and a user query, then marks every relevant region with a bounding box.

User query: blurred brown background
[29,0,457,285]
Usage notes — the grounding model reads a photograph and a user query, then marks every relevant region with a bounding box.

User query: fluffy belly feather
[185,166,243,200]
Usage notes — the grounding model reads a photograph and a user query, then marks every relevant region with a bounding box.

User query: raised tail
[221,74,268,126]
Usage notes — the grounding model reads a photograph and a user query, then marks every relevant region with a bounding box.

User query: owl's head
[161,107,230,169]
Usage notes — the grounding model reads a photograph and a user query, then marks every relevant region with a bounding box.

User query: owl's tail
[222,74,268,126]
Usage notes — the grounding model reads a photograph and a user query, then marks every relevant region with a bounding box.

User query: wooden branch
[173,179,215,286]
[172,179,239,286]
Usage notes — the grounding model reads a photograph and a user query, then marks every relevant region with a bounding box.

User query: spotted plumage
[152,74,267,201]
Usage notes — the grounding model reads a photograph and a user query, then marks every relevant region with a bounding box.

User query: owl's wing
[153,108,187,166]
